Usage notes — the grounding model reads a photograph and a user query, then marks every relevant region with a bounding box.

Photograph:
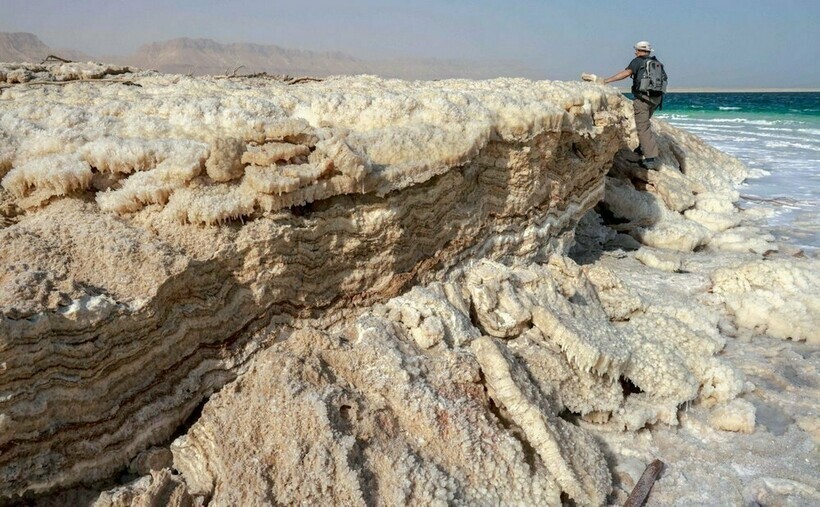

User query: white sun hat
[634,41,653,52]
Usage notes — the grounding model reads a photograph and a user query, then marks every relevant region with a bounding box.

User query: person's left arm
[604,69,632,84]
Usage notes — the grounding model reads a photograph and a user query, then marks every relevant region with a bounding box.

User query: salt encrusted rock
[93,469,197,507]
[0,63,630,499]
[465,261,534,338]
[172,325,565,505]
[604,174,714,252]
[601,120,749,254]
[0,62,770,503]
[711,258,820,343]
[634,247,683,272]
[709,399,757,433]
[2,66,629,225]
[383,283,480,348]
[169,253,745,504]
[205,137,246,182]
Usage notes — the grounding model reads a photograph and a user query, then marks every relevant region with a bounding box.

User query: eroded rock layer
[0,64,628,499]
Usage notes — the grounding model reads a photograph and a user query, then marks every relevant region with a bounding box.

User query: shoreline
[618,87,820,93]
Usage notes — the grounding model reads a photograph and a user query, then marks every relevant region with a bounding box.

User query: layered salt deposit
[0,62,628,500]
[1,62,628,226]
[1,63,817,505]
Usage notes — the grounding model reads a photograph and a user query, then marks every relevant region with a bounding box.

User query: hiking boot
[621,148,642,162]
[641,157,659,170]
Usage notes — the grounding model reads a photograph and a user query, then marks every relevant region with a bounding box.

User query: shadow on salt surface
[748,395,795,436]
[570,149,667,266]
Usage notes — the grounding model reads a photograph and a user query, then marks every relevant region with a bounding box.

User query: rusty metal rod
[624,459,665,507]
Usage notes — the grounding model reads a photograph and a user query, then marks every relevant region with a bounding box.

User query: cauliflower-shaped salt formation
[708,399,756,433]
[711,258,820,343]
[205,137,246,182]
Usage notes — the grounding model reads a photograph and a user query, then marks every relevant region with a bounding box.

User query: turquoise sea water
[655,92,820,250]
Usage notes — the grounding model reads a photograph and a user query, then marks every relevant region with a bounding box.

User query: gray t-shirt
[626,56,656,95]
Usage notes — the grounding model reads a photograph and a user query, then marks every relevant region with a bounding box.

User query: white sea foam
[746,168,771,178]
[763,140,820,152]
[707,118,784,126]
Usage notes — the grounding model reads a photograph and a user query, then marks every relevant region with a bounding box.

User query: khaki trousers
[633,96,662,159]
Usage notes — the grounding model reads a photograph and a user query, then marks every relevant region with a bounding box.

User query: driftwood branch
[227,65,245,77]
[0,78,142,90]
[286,76,323,85]
[40,54,73,64]
[624,459,665,507]
[41,54,73,64]
[212,71,324,85]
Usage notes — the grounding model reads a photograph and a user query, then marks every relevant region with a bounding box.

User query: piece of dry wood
[624,459,665,507]
[40,54,73,64]
[286,76,323,85]
[0,78,141,89]
[212,72,323,85]
[227,65,245,77]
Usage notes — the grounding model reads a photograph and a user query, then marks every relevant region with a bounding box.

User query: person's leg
[633,98,659,160]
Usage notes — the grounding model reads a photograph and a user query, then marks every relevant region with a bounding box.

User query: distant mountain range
[0,32,536,80]
[0,32,90,63]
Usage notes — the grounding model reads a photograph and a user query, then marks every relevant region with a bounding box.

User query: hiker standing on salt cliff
[600,41,668,169]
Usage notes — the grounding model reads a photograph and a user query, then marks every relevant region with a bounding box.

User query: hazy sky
[2,0,818,88]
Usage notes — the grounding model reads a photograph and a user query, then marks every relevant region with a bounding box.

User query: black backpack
[637,57,667,95]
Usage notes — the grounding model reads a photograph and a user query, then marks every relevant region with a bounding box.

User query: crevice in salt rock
[619,376,644,395]
[168,395,210,445]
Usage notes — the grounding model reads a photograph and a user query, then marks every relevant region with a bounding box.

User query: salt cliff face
[0,63,627,499]
[1,63,817,505]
